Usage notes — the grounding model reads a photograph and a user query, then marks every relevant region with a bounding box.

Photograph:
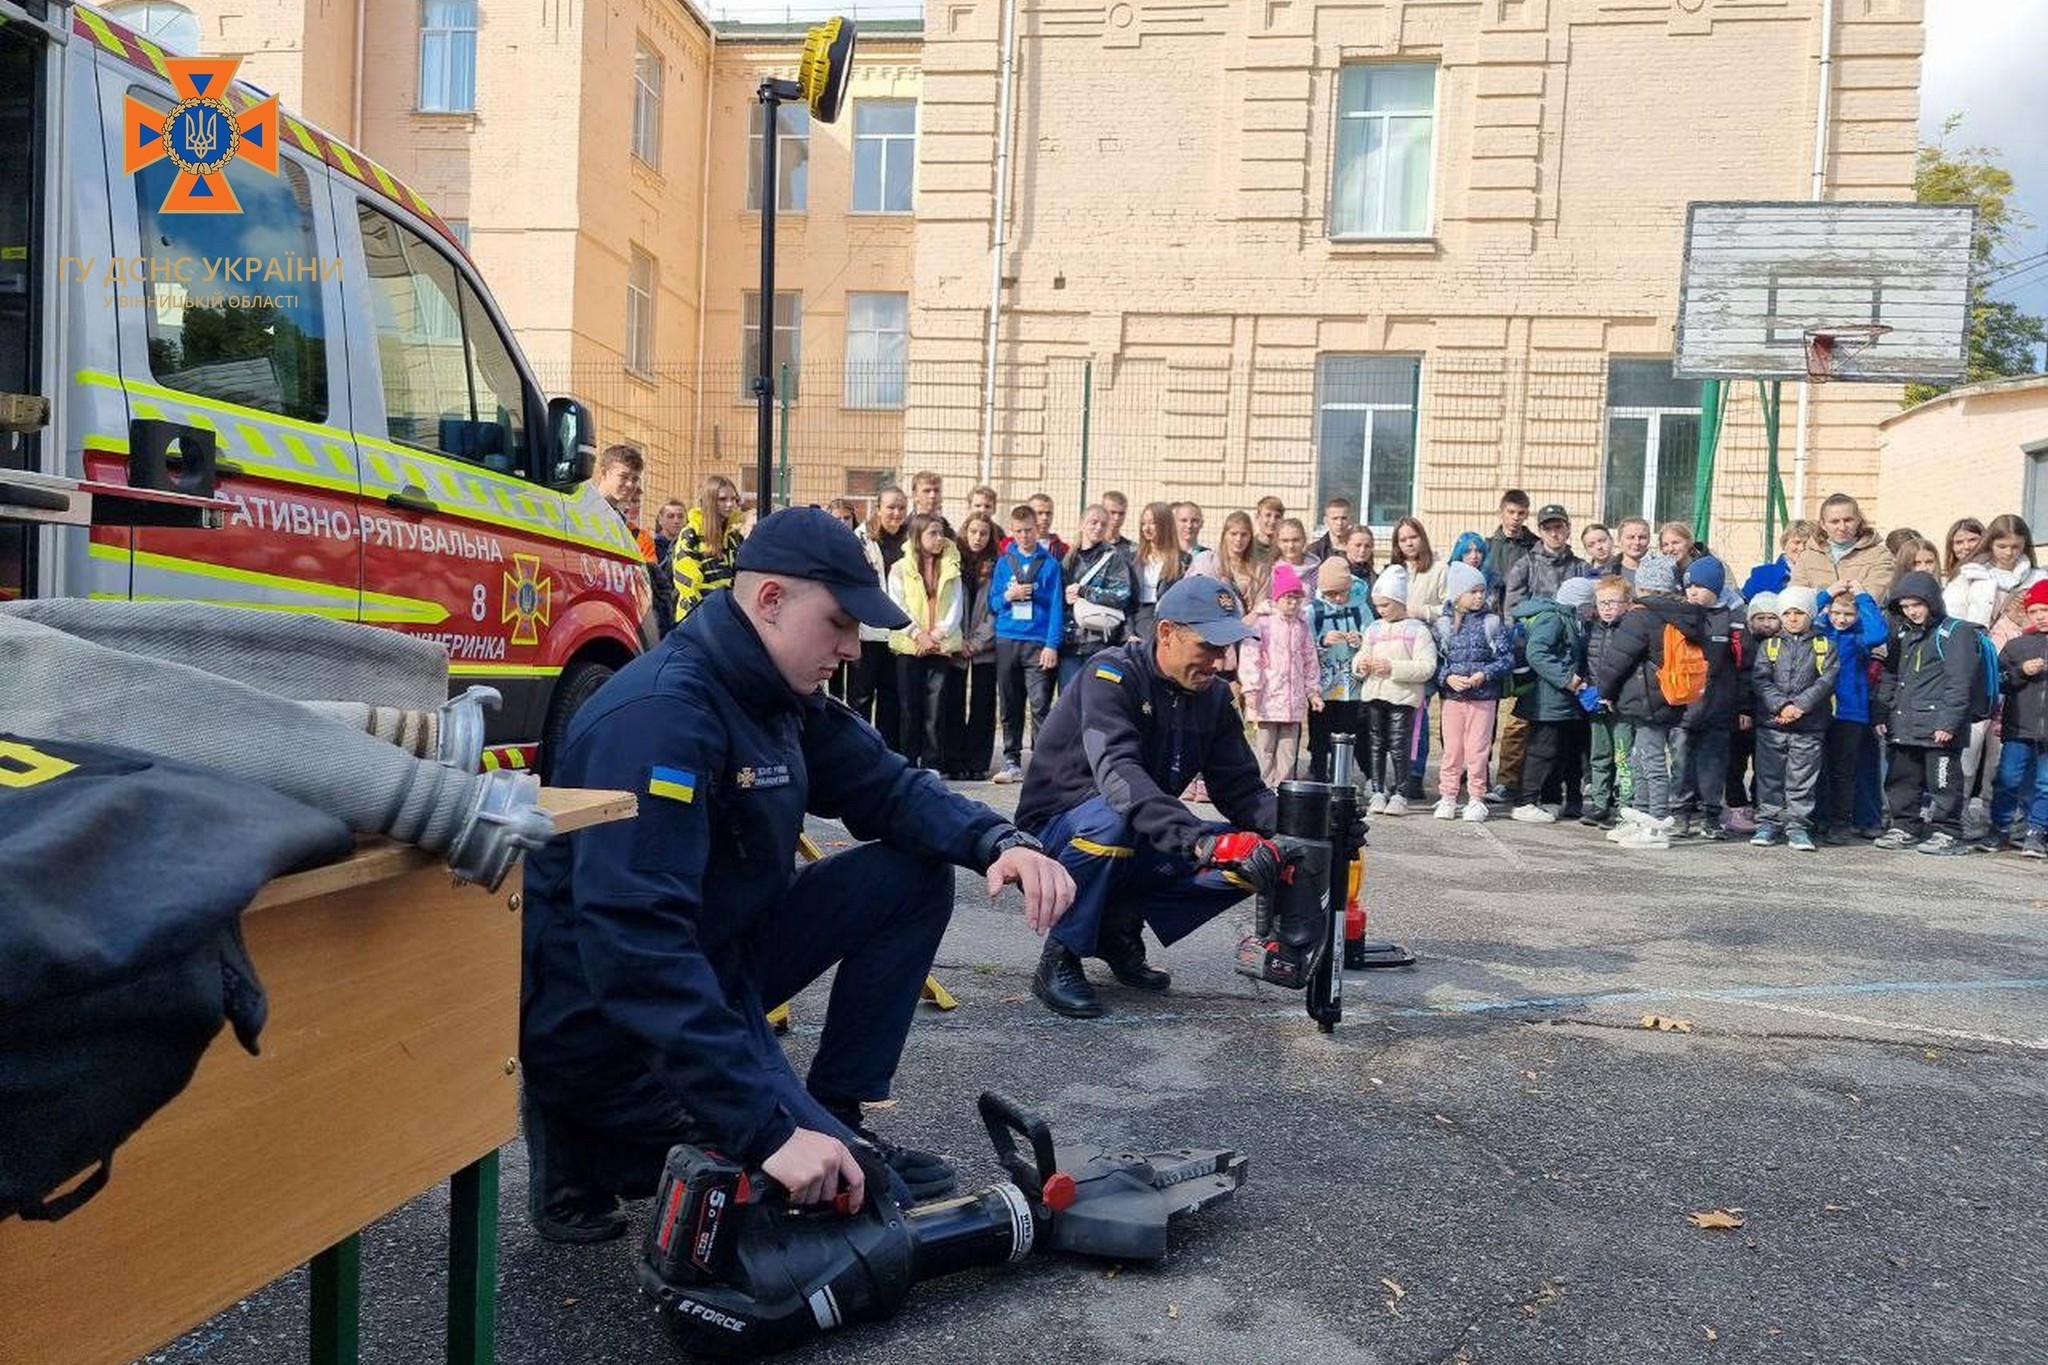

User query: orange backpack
[1656,622,1709,707]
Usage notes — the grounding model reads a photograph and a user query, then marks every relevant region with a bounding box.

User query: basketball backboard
[1673,201,1975,382]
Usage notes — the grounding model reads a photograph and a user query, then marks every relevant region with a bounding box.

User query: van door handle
[385,485,439,515]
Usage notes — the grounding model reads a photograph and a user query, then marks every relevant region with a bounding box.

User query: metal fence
[540,355,1799,568]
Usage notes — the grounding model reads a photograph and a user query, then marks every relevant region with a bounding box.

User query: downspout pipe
[977,0,1019,485]
[1791,0,1835,521]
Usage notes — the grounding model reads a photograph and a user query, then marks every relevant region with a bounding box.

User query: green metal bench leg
[310,1234,362,1365]
[446,1152,500,1365]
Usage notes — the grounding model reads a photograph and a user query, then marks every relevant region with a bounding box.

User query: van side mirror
[547,396,596,487]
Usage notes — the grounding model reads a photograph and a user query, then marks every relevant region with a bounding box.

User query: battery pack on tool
[646,1145,752,1285]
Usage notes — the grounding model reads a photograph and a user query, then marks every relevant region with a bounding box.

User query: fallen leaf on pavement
[1704,1326,1719,1342]
[1641,1015,1694,1033]
[1381,1278,1406,1301]
[863,1098,898,1111]
[1167,1303,1180,1320]
[1687,1210,1746,1230]
[998,994,1027,1004]
[561,1297,580,1307]
[1103,1266,1120,1280]
[1431,1113,1457,1128]
[1524,1070,1539,1080]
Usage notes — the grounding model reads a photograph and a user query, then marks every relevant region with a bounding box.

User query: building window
[843,467,893,520]
[747,105,809,212]
[1330,64,1435,239]
[632,41,663,169]
[742,291,801,399]
[627,248,656,374]
[104,1,199,55]
[419,0,478,113]
[844,293,907,409]
[1314,356,1420,530]
[415,220,471,342]
[1603,359,1705,530]
[852,100,916,213]
[2024,445,2048,536]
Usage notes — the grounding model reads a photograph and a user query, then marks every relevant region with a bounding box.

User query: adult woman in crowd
[1192,510,1272,611]
[947,513,1002,781]
[1741,519,1819,600]
[852,486,910,749]
[1130,500,1190,642]
[670,474,745,623]
[1615,517,1652,583]
[1058,504,1134,690]
[1793,492,1894,603]
[1344,526,1378,587]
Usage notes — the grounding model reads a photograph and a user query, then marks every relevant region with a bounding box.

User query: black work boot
[1032,939,1104,1018]
[523,1094,628,1244]
[823,1102,958,1203]
[1097,903,1170,992]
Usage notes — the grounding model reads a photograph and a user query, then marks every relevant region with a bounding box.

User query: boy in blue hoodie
[1813,586,1890,844]
[989,504,1065,783]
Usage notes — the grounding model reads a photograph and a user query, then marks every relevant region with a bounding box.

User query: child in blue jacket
[1814,587,1889,843]
[988,505,1066,782]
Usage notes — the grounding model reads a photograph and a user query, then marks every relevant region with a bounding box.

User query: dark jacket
[1433,602,1515,702]
[1505,542,1588,613]
[1015,638,1277,856]
[1683,606,1742,733]
[1509,596,1584,723]
[1583,616,1625,713]
[1753,629,1840,734]
[1486,525,1538,611]
[1062,541,1135,648]
[520,592,1018,1165]
[1881,571,1977,747]
[1999,630,2048,744]
[1596,595,1709,726]
[1814,591,1889,724]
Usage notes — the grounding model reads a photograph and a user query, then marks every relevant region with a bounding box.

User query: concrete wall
[1877,377,2048,547]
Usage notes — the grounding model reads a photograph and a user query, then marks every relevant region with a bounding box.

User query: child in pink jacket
[1241,561,1322,787]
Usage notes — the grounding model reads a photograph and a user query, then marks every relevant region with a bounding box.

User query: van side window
[356,205,527,474]
[132,129,329,423]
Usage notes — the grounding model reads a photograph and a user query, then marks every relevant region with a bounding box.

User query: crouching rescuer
[519,508,1074,1242]
[1016,574,1284,1018]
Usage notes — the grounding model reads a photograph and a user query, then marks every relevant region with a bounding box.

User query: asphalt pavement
[143,784,2048,1365]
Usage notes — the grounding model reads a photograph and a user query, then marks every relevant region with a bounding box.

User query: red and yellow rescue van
[0,0,650,766]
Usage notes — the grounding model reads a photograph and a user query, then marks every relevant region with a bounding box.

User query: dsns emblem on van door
[124,58,280,214]
[502,554,555,647]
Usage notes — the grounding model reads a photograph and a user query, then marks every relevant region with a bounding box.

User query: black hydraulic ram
[1234,733,1369,1032]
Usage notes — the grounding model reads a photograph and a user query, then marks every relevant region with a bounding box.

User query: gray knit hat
[1635,551,1679,595]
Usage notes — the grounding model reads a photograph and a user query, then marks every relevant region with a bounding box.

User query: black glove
[1194,830,1283,892]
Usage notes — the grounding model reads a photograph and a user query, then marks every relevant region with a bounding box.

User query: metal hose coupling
[444,768,555,890]
[435,686,501,772]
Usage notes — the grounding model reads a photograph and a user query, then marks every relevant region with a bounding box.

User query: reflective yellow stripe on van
[75,8,128,56]
[128,34,171,79]
[88,543,449,624]
[75,370,639,558]
[284,116,323,156]
[449,663,566,678]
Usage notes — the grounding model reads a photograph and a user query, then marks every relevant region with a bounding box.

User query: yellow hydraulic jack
[768,834,955,1035]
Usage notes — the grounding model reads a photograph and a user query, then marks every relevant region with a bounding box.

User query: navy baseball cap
[1156,574,1258,647]
[735,507,910,630]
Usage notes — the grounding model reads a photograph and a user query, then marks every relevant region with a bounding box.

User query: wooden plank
[247,787,635,912]
[0,864,525,1365]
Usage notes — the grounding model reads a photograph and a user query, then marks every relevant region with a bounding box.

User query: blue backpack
[1931,618,2001,723]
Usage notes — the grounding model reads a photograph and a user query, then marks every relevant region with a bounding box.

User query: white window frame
[1603,360,1705,527]
[747,106,810,213]
[632,41,664,170]
[844,292,908,409]
[742,291,802,399]
[104,1,199,55]
[851,100,916,214]
[2023,442,2048,536]
[627,248,656,375]
[1314,356,1422,531]
[418,0,479,114]
[1328,63,1438,241]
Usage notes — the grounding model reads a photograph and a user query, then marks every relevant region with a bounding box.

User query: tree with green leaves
[1908,115,2048,404]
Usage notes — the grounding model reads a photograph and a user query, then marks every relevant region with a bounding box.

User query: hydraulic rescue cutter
[638,1092,1246,1358]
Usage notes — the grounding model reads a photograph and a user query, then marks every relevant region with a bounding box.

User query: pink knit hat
[1271,562,1305,599]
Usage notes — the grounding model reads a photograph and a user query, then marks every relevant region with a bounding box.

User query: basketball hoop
[1802,324,1892,383]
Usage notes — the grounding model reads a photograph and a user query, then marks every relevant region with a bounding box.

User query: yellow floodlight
[798,17,857,124]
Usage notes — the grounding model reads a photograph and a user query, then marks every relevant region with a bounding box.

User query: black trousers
[1886,741,1966,837]
[948,659,997,777]
[1816,719,1867,831]
[1520,718,1586,807]
[895,654,951,769]
[996,638,1056,766]
[1725,723,1755,808]
[1362,700,1414,795]
[849,640,901,751]
[1308,699,1363,781]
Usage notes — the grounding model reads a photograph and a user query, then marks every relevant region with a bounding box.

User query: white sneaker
[1368,792,1388,815]
[1605,807,1647,843]
[1510,803,1557,824]
[1619,817,1671,849]
[1462,800,1489,823]
[1384,794,1409,817]
[992,763,1023,784]
[1433,797,1459,820]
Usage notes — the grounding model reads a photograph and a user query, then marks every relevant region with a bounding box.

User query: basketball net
[1802,324,1892,383]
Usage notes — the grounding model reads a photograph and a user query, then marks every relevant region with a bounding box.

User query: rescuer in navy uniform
[520,507,1074,1243]
[1015,574,1284,1020]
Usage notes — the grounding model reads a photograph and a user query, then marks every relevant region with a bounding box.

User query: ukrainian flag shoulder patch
[648,765,698,803]
[1092,663,1125,685]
